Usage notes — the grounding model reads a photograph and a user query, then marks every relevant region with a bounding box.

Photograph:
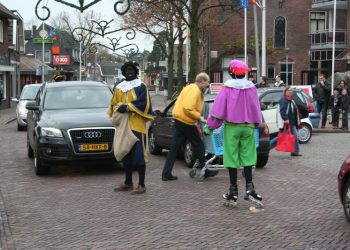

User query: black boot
[244,183,263,208]
[223,185,238,202]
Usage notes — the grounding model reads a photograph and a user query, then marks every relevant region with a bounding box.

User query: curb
[4,118,16,125]
[0,189,15,250]
[313,129,350,134]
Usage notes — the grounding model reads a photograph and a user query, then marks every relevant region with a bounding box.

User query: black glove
[117,104,128,113]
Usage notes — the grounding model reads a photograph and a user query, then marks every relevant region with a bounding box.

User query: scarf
[334,95,339,106]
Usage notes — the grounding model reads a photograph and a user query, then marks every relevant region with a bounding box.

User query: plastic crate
[202,124,259,155]
[254,128,259,148]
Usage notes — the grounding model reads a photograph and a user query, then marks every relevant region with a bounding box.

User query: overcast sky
[1,0,154,51]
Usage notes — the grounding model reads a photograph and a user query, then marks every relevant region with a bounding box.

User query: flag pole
[79,41,82,81]
[331,0,337,95]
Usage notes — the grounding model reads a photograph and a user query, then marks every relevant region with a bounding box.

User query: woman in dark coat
[277,86,302,156]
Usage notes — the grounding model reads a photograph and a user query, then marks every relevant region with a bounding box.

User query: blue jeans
[317,100,328,127]
[270,125,300,153]
[342,110,348,128]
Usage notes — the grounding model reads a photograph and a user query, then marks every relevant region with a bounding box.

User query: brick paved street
[1,114,350,249]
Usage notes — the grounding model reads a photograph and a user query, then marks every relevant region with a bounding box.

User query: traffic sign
[240,0,249,8]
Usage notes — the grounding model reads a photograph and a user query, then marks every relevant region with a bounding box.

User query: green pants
[223,123,256,168]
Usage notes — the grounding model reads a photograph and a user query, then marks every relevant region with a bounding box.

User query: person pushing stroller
[204,59,263,208]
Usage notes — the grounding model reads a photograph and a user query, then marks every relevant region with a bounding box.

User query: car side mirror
[11,97,19,103]
[153,110,161,116]
[260,103,267,111]
[26,101,39,111]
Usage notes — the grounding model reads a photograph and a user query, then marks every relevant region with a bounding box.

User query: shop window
[0,74,5,101]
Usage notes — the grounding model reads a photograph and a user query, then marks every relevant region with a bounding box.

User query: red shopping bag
[275,124,296,152]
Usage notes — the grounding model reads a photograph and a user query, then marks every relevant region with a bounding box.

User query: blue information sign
[240,0,249,8]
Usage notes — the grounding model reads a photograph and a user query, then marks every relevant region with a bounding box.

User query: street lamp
[94,52,99,81]
[285,48,290,85]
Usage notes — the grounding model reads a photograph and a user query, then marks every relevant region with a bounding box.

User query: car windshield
[43,86,112,110]
[20,85,41,100]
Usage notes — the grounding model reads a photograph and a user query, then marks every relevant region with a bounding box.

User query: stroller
[189,121,259,181]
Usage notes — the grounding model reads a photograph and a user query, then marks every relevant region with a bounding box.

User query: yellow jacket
[108,82,153,134]
[172,83,204,125]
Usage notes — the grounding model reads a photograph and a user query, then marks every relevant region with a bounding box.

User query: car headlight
[41,127,63,137]
[18,106,28,116]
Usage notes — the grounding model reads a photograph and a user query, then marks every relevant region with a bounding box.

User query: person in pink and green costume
[205,59,263,207]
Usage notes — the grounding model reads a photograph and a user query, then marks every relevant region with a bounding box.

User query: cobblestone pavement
[1,118,350,249]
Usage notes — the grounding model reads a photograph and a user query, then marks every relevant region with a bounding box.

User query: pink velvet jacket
[207,79,262,130]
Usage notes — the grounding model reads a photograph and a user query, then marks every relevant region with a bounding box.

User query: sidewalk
[313,122,350,133]
[149,90,170,111]
[0,103,16,125]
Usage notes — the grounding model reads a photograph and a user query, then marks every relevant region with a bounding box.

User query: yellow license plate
[79,144,109,151]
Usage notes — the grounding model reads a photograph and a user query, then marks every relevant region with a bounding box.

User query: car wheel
[256,155,268,168]
[17,123,26,131]
[343,179,350,223]
[34,148,50,176]
[184,140,196,168]
[298,123,312,144]
[27,134,34,159]
[148,129,162,155]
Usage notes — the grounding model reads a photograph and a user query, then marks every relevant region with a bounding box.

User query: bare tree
[50,10,101,48]
[123,1,184,98]
[139,0,240,82]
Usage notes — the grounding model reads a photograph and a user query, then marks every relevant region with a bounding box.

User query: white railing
[312,0,347,3]
[310,29,347,47]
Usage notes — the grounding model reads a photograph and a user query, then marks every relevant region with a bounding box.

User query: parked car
[338,155,350,223]
[26,81,115,175]
[258,87,313,144]
[148,94,271,168]
[11,83,41,131]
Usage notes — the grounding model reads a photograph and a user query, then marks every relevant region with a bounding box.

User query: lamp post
[39,22,48,83]
[261,0,266,77]
[285,48,290,85]
[94,52,99,81]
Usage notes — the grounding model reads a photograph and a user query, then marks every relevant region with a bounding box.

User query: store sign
[53,55,71,65]
[51,46,60,55]
[209,83,224,94]
[34,37,53,43]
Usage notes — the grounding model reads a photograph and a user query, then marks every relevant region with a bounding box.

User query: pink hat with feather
[228,59,251,76]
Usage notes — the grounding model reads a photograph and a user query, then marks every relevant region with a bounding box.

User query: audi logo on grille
[84,131,102,138]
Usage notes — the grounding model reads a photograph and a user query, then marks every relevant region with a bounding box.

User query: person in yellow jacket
[161,72,211,181]
[108,61,153,194]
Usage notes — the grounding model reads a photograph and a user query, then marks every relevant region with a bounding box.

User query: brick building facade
[200,0,349,86]
[0,4,23,109]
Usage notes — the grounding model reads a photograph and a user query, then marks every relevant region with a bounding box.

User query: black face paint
[125,66,137,81]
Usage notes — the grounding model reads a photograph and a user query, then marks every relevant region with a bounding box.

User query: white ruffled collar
[224,79,255,89]
[117,79,142,92]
